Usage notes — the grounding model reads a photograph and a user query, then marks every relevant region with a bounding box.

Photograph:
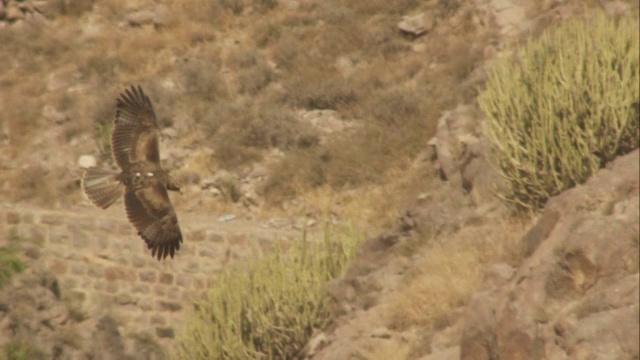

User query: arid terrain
[0,0,638,359]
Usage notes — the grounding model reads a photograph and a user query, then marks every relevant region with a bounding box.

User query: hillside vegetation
[0,0,496,228]
[481,11,639,211]
[0,0,638,359]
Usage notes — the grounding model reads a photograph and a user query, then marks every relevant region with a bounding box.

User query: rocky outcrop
[460,150,640,360]
[398,12,436,36]
[0,0,45,27]
[427,104,504,208]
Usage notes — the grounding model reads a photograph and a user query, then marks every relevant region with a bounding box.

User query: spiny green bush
[480,11,639,211]
[175,227,360,359]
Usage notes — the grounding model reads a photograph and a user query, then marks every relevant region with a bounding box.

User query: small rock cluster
[0,0,48,27]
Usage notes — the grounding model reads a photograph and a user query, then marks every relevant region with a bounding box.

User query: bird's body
[119,162,177,191]
[81,85,183,260]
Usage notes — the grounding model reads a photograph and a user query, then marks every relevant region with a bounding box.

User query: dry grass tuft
[48,0,97,17]
[387,217,530,331]
[356,339,412,360]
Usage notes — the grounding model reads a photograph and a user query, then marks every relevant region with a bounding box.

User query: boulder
[427,104,504,207]
[78,155,97,169]
[460,150,640,360]
[398,12,435,36]
[126,10,155,27]
[6,3,24,21]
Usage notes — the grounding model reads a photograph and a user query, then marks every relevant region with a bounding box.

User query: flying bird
[81,85,183,260]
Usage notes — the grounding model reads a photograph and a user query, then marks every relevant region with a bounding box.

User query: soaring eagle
[81,85,183,260]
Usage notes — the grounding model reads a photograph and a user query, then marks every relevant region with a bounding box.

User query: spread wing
[124,182,183,260]
[112,85,160,169]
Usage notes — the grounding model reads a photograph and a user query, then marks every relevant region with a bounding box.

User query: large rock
[398,12,435,36]
[5,3,24,21]
[460,150,640,360]
[427,104,504,207]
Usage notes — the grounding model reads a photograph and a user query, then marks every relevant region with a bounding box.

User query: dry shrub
[387,218,528,330]
[261,147,327,204]
[208,100,314,169]
[273,32,308,71]
[1,91,43,148]
[34,166,81,206]
[202,101,238,137]
[262,128,393,203]
[75,39,121,81]
[287,74,358,111]
[5,166,49,203]
[368,87,427,127]
[248,105,304,149]
[253,0,279,13]
[48,0,97,17]
[229,49,274,94]
[215,175,242,203]
[179,57,227,99]
[253,21,282,47]
[116,28,169,74]
[348,0,420,15]
[216,0,244,15]
[442,34,485,82]
[263,84,436,204]
[1,24,66,90]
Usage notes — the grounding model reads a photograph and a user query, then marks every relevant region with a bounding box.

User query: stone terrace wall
[0,203,297,351]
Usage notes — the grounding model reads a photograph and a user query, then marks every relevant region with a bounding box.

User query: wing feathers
[116,85,156,127]
[112,85,161,168]
[124,186,182,260]
[81,168,124,209]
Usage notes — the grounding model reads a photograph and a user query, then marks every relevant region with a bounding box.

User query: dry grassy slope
[0,0,506,229]
[0,0,637,358]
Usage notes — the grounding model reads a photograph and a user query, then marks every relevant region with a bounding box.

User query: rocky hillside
[460,149,639,360]
[0,0,638,359]
[311,149,638,359]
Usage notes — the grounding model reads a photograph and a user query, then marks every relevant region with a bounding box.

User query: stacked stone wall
[0,203,295,350]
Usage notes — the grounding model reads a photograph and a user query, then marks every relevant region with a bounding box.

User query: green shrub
[2,340,45,360]
[479,11,639,211]
[0,247,25,289]
[175,227,360,359]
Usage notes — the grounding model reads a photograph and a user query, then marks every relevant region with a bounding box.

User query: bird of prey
[81,85,183,260]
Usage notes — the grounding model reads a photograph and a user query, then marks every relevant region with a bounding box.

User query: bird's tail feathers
[81,167,124,209]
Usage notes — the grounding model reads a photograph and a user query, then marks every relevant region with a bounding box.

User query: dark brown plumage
[82,85,183,260]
